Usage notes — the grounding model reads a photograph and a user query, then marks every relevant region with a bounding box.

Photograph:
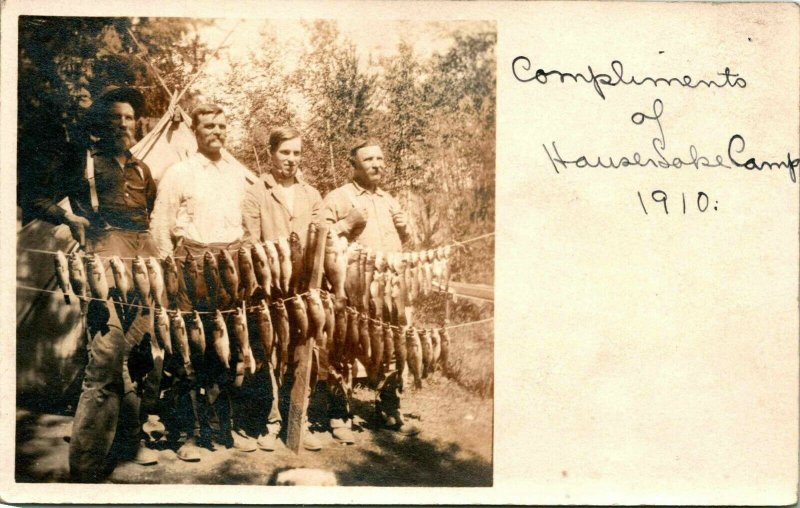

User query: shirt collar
[351,180,386,196]
[90,146,137,165]
[261,171,305,189]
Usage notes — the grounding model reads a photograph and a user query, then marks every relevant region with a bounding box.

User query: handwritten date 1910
[637,190,718,215]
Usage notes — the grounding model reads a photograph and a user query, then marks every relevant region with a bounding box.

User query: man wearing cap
[242,126,336,451]
[320,138,419,437]
[30,85,162,480]
[150,103,256,460]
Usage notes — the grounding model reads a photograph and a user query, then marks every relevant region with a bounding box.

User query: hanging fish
[321,290,335,352]
[305,289,326,347]
[204,250,224,308]
[275,237,292,296]
[332,300,348,367]
[171,311,192,376]
[86,253,109,300]
[188,310,206,356]
[251,242,272,300]
[274,298,290,381]
[211,309,231,370]
[68,252,88,311]
[382,268,393,322]
[357,247,368,310]
[263,241,281,295]
[288,294,308,348]
[345,307,360,367]
[301,223,318,291]
[374,251,387,274]
[219,249,239,304]
[423,250,434,296]
[146,256,165,308]
[394,325,407,388]
[382,323,394,372]
[161,254,181,309]
[108,256,130,304]
[430,328,442,372]
[238,246,258,300]
[344,242,362,306]
[132,255,152,310]
[357,312,371,369]
[324,230,346,301]
[286,232,303,295]
[54,250,73,304]
[253,299,274,363]
[183,251,207,307]
[439,327,450,372]
[420,328,433,378]
[232,306,255,375]
[370,271,384,320]
[154,306,173,356]
[406,327,423,389]
[369,317,383,384]
[363,249,375,313]
[391,272,406,326]
[409,251,421,304]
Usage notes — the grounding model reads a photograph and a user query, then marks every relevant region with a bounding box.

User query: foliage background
[17,18,495,394]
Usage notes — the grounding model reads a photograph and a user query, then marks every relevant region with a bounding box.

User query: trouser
[170,237,242,444]
[69,229,160,482]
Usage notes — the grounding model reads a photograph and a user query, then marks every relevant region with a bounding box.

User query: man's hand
[391,209,408,232]
[341,206,368,236]
[64,212,90,248]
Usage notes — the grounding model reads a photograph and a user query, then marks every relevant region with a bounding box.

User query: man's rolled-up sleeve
[241,184,263,247]
[150,165,182,257]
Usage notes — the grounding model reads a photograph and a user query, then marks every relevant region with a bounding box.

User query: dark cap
[90,85,145,117]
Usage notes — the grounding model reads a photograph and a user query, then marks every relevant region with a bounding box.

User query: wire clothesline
[16,284,493,332]
[19,231,495,261]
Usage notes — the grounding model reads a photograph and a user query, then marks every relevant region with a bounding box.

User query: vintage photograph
[15,16,495,486]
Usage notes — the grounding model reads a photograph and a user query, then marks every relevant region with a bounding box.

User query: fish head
[219,249,235,270]
[238,247,253,269]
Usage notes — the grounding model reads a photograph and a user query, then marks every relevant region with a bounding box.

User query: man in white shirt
[151,104,247,257]
[150,104,256,460]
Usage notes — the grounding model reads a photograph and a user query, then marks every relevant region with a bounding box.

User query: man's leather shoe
[176,437,201,462]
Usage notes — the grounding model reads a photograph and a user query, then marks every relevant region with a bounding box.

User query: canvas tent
[16,99,256,405]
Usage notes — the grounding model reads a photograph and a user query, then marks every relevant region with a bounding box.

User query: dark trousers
[69,229,160,482]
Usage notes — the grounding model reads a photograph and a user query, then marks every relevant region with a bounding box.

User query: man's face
[353,144,385,187]
[270,137,302,181]
[107,101,136,150]
[195,112,227,156]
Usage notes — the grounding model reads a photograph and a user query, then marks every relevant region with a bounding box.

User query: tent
[16,99,256,406]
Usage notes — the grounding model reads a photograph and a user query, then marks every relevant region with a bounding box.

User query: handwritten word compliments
[543,99,799,183]
[512,58,746,100]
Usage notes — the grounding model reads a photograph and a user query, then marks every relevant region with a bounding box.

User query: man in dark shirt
[31,86,162,481]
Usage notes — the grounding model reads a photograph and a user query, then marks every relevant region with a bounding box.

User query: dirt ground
[16,373,492,486]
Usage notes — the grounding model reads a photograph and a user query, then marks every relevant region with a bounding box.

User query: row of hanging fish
[53,234,304,312]
[54,233,453,315]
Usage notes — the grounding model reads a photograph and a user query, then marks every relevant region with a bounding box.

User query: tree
[17,16,209,223]
[293,21,377,195]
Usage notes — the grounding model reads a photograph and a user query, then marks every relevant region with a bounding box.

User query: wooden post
[286,225,329,453]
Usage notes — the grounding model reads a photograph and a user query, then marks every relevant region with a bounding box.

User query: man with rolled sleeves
[150,103,256,460]
[321,138,419,436]
[30,85,161,481]
[242,126,334,451]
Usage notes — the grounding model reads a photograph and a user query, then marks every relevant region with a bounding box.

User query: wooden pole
[286,225,329,453]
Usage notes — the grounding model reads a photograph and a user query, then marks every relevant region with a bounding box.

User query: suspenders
[85,150,99,212]
[84,150,147,214]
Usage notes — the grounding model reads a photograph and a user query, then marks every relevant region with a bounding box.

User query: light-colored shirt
[320,181,405,252]
[242,172,322,249]
[151,152,248,256]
